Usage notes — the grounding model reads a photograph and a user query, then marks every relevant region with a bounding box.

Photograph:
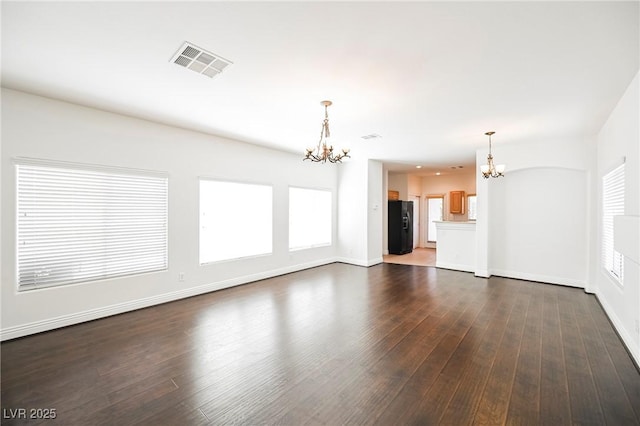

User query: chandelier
[480,131,505,178]
[304,100,350,163]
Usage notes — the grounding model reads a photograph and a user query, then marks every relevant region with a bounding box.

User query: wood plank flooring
[1,263,639,425]
[384,247,436,266]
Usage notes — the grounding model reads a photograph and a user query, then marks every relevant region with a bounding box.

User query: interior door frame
[411,195,420,248]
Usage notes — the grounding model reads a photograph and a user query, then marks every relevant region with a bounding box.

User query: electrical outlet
[178,272,185,282]
[635,319,640,336]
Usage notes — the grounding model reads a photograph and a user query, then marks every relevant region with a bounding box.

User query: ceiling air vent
[361,134,381,140]
[170,42,232,79]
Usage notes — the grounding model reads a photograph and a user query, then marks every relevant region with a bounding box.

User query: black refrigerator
[388,200,413,255]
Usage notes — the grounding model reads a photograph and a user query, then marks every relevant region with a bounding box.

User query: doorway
[426,195,444,244]
[383,195,436,267]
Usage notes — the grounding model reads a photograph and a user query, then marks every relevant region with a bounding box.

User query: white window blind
[602,163,624,283]
[17,161,168,291]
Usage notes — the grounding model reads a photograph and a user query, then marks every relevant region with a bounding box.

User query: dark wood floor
[2,263,639,425]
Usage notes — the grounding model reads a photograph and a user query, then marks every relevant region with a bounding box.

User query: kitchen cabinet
[450,190,465,214]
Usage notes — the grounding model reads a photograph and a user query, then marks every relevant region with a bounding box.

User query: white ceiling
[2,1,638,175]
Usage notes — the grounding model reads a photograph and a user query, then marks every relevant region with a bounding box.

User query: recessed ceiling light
[170,41,232,79]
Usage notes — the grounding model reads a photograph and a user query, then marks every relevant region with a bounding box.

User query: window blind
[17,161,168,291]
[602,163,624,283]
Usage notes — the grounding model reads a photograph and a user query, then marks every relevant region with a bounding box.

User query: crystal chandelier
[481,131,505,178]
[304,100,350,163]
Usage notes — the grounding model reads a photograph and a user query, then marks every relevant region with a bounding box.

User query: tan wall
[421,172,476,221]
[387,173,409,201]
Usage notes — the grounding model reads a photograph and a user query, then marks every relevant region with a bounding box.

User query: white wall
[1,88,345,340]
[367,161,384,264]
[475,136,594,287]
[595,71,640,364]
[383,170,389,254]
[337,159,383,266]
[489,167,588,287]
[337,160,367,265]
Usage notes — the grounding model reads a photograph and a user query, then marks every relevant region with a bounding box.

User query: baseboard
[369,257,384,266]
[436,261,474,273]
[594,291,640,368]
[490,269,586,288]
[335,257,383,267]
[0,258,337,341]
[475,269,490,278]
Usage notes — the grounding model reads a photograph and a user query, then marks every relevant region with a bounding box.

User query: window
[200,179,272,264]
[16,160,168,291]
[427,196,443,242]
[602,163,624,283]
[289,187,331,250]
[467,194,477,220]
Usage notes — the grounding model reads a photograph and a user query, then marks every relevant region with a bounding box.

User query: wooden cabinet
[450,191,465,214]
